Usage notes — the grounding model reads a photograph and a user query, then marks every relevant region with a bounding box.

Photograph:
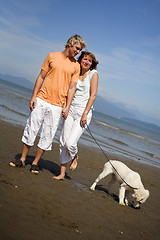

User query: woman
[54,51,99,180]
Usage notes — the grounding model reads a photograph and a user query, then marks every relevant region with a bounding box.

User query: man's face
[68,42,82,58]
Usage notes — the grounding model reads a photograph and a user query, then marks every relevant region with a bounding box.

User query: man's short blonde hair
[65,34,86,49]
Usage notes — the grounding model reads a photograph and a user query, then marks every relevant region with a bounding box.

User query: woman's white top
[71,69,98,108]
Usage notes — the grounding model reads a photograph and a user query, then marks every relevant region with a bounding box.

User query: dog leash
[86,125,138,190]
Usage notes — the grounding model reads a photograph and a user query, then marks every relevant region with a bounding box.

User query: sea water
[0,78,160,168]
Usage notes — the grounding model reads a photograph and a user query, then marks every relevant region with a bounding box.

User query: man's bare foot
[70,154,78,170]
[53,175,65,180]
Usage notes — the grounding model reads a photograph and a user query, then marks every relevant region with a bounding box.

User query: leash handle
[86,125,138,190]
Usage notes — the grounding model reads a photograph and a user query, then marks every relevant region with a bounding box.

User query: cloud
[0,27,63,81]
[0,0,64,79]
[95,41,160,119]
[97,45,160,88]
[141,35,160,48]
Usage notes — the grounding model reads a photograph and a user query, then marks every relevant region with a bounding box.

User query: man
[10,34,86,174]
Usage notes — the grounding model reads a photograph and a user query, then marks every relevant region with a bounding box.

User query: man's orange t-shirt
[37,52,80,106]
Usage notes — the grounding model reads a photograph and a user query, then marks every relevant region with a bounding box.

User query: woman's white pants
[59,105,92,164]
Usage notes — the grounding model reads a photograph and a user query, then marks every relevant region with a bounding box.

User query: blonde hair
[65,34,86,49]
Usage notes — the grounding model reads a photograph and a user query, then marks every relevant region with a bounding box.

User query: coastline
[0,120,160,240]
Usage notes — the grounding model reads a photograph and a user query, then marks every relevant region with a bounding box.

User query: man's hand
[30,97,37,111]
[29,69,47,111]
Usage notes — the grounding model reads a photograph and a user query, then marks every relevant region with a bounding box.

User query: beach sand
[0,120,160,240]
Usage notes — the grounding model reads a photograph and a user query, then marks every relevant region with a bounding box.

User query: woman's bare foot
[70,154,78,170]
[9,162,16,167]
[53,175,65,180]
[54,164,67,180]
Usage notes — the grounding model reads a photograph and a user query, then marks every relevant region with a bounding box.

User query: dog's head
[132,189,149,208]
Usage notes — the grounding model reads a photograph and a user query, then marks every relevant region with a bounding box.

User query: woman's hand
[62,105,69,119]
[80,112,87,127]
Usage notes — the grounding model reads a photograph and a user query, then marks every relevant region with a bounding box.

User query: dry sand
[0,120,160,240]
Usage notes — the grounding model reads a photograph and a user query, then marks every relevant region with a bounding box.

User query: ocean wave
[80,134,160,168]
[128,131,145,140]
[108,138,128,146]
[93,119,120,130]
[0,104,28,117]
[93,118,149,142]
[153,155,160,160]
[142,151,160,160]
[0,88,30,102]
[81,133,133,155]
[93,119,147,142]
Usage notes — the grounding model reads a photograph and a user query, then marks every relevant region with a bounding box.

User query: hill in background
[0,73,34,89]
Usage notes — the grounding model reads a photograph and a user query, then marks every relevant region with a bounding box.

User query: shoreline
[2,116,160,169]
[0,120,160,240]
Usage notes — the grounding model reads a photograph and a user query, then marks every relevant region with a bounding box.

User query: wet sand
[0,120,160,240]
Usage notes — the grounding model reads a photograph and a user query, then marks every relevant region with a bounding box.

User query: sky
[0,0,160,124]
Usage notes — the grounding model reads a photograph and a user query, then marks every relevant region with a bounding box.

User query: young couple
[10,34,99,180]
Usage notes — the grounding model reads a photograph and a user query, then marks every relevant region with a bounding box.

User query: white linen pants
[22,97,62,151]
[59,105,92,164]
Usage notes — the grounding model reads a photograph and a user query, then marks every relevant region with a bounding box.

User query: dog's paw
[124,199,129,206]
[119,201,125,206]
[90,186,95,191]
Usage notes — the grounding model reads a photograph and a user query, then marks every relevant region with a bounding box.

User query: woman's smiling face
[81,55,93,71]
